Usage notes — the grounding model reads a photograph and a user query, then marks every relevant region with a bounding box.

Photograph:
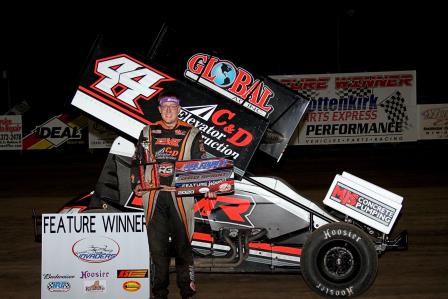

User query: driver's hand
[160,185,176,192]
[134,184,146,196]
[205,191,217,199]
[134,181,153,196]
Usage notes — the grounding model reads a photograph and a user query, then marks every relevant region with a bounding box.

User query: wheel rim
[318,242,360,282]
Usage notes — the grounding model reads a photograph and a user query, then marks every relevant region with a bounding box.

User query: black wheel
[301,222,378,298]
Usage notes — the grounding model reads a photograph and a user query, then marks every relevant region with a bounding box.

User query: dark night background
[1,4,446,122]
[1,6,448,298]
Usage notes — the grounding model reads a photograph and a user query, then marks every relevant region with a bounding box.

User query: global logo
[72,236,120,263]
[210,61,236,87]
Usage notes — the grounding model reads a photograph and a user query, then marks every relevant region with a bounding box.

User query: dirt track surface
[1,142,447,298]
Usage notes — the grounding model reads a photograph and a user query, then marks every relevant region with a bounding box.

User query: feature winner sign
[41,213,149,298]
[323,172,402,234]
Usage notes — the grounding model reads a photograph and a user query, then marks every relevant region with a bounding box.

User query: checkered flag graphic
[336,87,372,99]
[379,90,410,129]
[297,89,319,101]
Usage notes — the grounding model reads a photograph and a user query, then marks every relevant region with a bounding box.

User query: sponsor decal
[330,182,396,225]
[43,273,75,280]
[176,158,232,173]
[175,169,233,184]
[185,53,275,117]
[123,280,141,292]
[155,137,181,147]
[117,269,149,278]
[72,236,120,263]
[80,270,110,279]
[84,280,106,293]
[175,129,187,135]
[315,282,354,297]
[22,114,88,150]
[47,281,71,292]
[175,179,234,195]
[178,106,255,160]
[218,182,232,192]
[158,162,174,177]
[91,54,174,114]
[194,194,255,227]
[155,147,179,160]
[323,228,361,242]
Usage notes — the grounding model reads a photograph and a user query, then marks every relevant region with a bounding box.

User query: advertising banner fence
[418,103,448,140]
[0,115,22,150]
[88,120,118,149]
[22,113,88,150]
[272,71,418,145]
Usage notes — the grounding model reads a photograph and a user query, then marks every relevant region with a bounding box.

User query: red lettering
[187,54,208,75]
[211,109,235,126]
[247,83,273,112]
[227,128,253,147]
[194,196,252,222]
[219,197,251,222]
[228,68,253,97]
[331,184,358,206]
[201,57,219,82]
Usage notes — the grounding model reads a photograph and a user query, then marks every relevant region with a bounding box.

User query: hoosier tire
[301,222,378,298]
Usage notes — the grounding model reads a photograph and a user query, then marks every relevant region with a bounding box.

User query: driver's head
[158,92,181,126]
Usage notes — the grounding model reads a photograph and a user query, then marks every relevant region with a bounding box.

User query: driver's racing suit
[132,120,206,299]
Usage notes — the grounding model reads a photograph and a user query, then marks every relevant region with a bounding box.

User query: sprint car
[34,136,407,298]
[34,32,407,297]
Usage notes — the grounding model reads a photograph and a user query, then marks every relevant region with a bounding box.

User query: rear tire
[301,222,378,298]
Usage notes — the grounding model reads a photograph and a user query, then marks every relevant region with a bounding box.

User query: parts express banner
[71,38,268,176]
[272,71,418,145]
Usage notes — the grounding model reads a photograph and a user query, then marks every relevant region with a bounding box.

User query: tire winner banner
[272,70,418,145]
[41,213,149,298]
[71,37,268,176]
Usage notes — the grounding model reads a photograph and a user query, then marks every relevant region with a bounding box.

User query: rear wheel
[301,222,378,298]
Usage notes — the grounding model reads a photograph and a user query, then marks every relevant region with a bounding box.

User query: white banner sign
[88,120,118,149]
[272,71,418,145]
[41,213,149,298]
[0,115,22,150]
[418,103,448,140]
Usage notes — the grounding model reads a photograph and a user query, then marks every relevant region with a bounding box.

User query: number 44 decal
[91,54,174,114]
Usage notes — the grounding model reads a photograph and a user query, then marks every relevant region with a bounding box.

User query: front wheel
[301,222,378,298]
